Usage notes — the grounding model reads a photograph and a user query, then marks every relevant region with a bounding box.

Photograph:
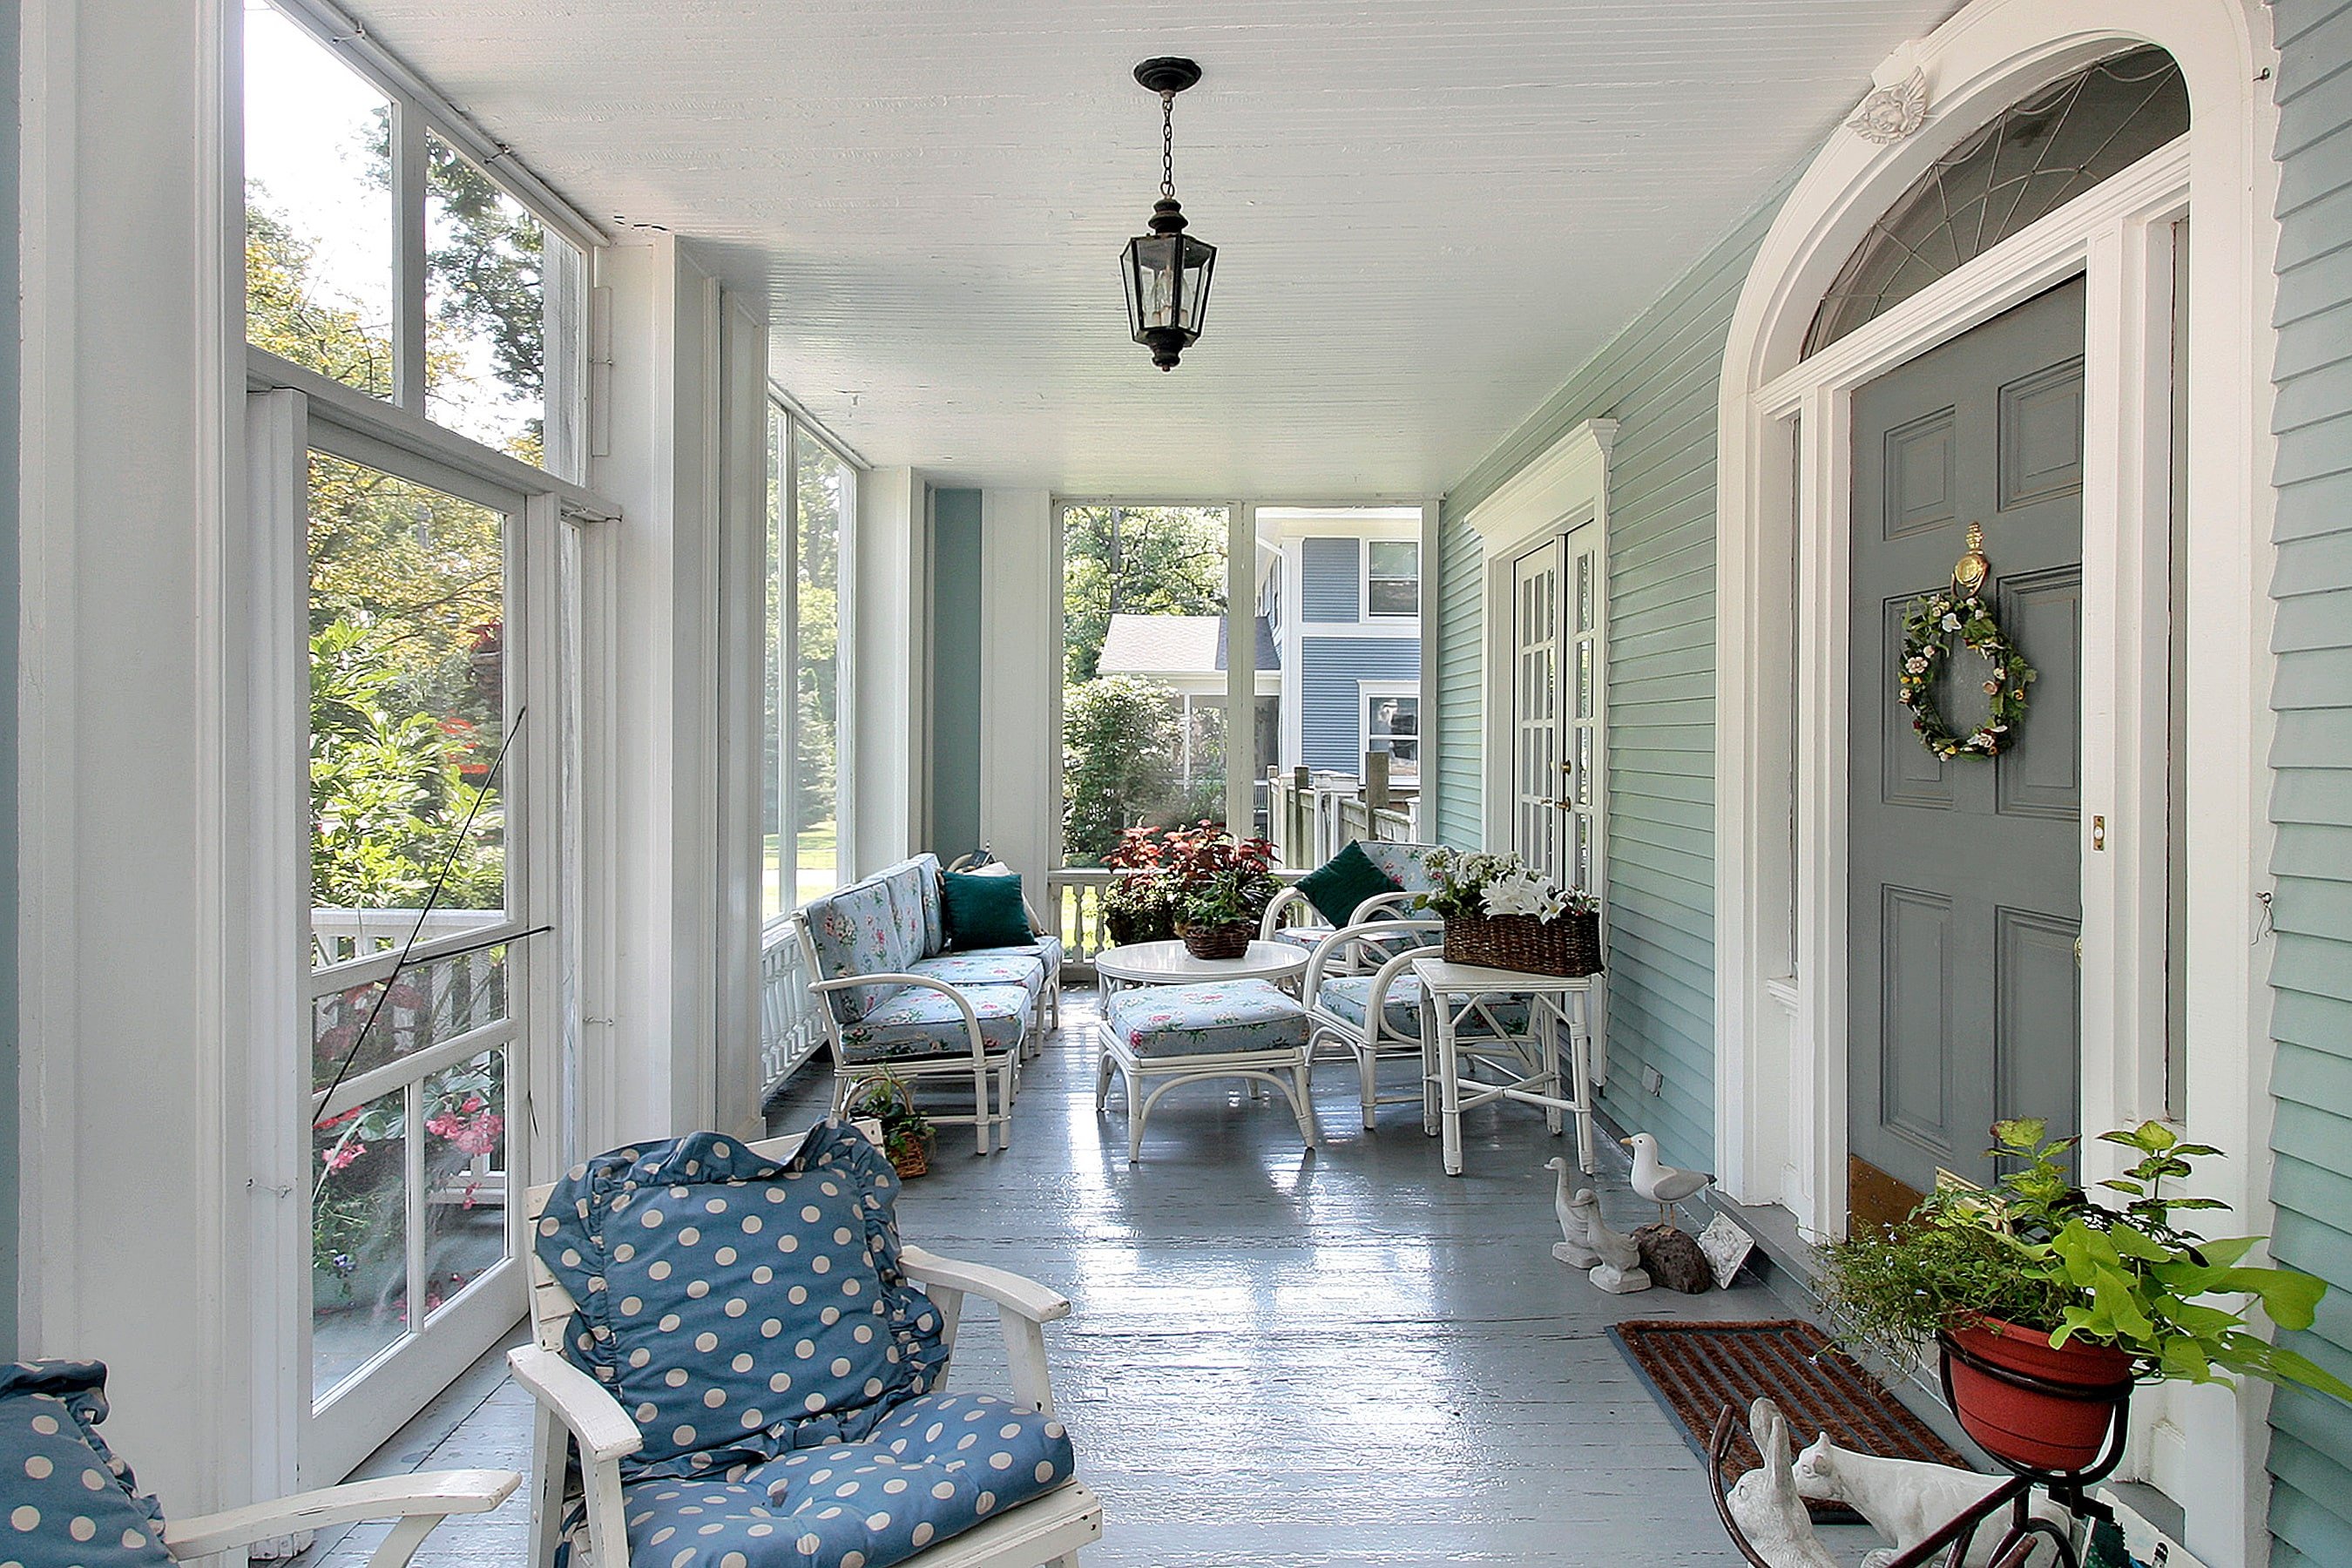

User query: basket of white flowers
[1415,848,1602,977]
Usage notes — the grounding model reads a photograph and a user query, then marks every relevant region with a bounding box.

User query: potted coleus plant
[1100,826,1177,945]
[1820,1118,2352,1474]
[1158,822,1279,959]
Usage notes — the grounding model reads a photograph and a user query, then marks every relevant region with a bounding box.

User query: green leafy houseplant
[853,1075,933,1178]
[1821,1118,2352,1469]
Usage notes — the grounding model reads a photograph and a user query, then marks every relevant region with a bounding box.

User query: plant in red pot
[1820,1118,2352,1477]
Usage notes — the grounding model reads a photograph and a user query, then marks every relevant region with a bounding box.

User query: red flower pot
[1942,1319,2133,1474]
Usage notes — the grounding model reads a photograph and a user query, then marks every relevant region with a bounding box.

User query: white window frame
[1364,537,1421,619]
[764,397,862,921]
[247,0,603,476]
[1360,679,1422,781]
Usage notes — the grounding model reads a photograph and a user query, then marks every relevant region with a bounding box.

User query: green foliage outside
[1060,505,1230,862]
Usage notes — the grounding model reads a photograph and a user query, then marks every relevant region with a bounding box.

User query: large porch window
[762,405,855,918]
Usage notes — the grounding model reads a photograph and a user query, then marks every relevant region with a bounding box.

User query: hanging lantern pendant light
[1122,57,1217,371]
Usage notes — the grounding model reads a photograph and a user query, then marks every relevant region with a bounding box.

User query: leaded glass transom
[1806,47,2187,355]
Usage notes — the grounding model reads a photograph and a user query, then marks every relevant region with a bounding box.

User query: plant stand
[1706,1347,2135,1568]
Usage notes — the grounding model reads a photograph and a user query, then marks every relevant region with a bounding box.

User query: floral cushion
[958,936,1063,974]
[1318,974,1531,1040]
[905,953,1044,1001]
[537,1124,948,1480]
[805,882,905,1024]
[878,864,932,972]
[0,1362,174,1568]
[614,1392,1075,1568]
[1358,841,1442,895]
[908,854,947,956]
[838,984,1029,1063]
[1105,980,1308,1059]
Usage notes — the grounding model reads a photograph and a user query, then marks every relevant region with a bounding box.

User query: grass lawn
[764,821,841,915]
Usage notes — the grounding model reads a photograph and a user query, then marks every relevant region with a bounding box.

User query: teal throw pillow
[1296,841,1402,927]
[942,869,1033,950]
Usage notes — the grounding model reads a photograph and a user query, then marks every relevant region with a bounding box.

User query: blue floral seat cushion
[838,984,1029,1064]
[538,1125,947,1480]
[0,1362,174,1568]
[616,1394,1075,1568]
[902,954,1043,1002]
[878,863,935,970]
[1105,980,1307,1059]
[1357,841,1440,894]
[804,882,907,1024]
[1317,974,1531,1039]
[956,935,1063,972]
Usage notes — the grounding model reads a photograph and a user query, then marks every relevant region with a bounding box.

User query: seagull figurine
[1546,1157,1603,1267]
[1623,1132,1713,1226]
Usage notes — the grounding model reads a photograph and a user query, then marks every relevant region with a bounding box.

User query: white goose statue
[1623,1132,1713,1225]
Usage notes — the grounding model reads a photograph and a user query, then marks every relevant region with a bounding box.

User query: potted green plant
[1820,1118,2352,1473]
[1157,823,1278,959]
[852,1074,934,1179]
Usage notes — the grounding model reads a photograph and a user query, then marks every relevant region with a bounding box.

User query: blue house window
[1367,541,1419,617]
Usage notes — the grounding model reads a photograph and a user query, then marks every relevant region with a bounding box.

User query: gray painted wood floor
[305,990,1886,1567]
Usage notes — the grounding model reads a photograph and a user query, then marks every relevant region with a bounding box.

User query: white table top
[1094,939,1309,986]
[1409,955,1601,994]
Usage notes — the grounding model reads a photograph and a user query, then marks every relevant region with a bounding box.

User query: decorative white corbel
[1847,42,1930,145]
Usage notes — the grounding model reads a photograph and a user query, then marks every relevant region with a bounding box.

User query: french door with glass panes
[277,406,578,1485]
[1507,523,1604,893]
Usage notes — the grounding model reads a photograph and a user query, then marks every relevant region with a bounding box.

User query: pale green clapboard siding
[1432,186,1789,1173]
[2268,6,2352,1563]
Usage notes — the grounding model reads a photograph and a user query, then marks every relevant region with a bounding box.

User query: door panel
[1509,538,1563,880]
[1848,277,2085,1210]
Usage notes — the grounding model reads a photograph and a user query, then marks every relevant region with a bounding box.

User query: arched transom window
[1807,46,2188,355]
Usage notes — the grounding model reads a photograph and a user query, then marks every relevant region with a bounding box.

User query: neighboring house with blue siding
[1260,508,1424,781]
[1424,7,2352,1565]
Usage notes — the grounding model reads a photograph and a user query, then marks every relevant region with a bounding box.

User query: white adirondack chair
[507,1133,1104,1568]
[161,1470,519,1568]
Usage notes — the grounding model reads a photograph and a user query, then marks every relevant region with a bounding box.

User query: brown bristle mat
[1608,1318,1973,1522]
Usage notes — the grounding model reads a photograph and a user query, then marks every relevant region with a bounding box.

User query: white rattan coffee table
[1092,938,1309,996]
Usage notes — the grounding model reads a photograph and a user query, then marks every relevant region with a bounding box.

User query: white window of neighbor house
[1363,682,1421,782]
[1367,539,1420,618]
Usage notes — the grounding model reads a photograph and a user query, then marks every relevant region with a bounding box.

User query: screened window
[763,408,852,917]
[1808,46,2187,354]
[243,2,395,395]
[1368,539,1420,617]
[243,0,585,474]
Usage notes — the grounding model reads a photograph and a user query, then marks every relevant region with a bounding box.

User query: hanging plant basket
[1443,910,1602,977]
[1939,1319,2133,1475]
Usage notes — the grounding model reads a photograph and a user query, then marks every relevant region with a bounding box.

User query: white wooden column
[17,0,257,1515]
[848,468,930,875]
[978,489,1056,889]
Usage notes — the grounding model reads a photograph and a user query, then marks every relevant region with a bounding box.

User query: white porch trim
[1713,3,2281,1562]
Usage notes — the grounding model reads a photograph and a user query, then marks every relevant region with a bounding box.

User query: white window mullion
[393,100,428,413]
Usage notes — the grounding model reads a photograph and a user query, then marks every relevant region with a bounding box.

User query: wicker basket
[855,1078,931,1179]
[1443,909,1603,977]
[1180,921,1254,960]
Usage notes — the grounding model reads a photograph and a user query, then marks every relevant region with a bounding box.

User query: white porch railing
[310,906,507,969]
[1045,865,1311,978]
[1265,762,1420,867]
[760,917,828,1098]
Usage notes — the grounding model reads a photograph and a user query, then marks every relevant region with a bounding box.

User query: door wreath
[1897,590,2037,760]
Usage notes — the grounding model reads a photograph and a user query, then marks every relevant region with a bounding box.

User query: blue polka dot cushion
[537,1121,948,1481]
[0,1361,174,1568]
[618,1392,1076,1568]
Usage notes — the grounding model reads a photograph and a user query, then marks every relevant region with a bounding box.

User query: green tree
[1061,676,1183,864]
[1061,504,1227,685]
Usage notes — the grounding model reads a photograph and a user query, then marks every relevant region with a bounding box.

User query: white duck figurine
[1623,1132,1713,1225]
[1546,1157,1603,1266]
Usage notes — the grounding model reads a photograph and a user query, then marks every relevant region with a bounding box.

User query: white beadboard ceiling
[347,0,1956,495]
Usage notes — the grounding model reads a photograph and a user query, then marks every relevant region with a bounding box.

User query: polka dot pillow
[0,1362,173,1568]
[538,1123,947,1480]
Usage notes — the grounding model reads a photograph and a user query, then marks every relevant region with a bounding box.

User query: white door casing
[1468,418,1612,1080]
[1713,3,2279,1562]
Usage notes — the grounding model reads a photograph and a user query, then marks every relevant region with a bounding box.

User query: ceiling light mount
[1120,57,1217,371]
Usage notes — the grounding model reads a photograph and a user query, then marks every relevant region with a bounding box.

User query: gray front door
[1848,278,2085,1228]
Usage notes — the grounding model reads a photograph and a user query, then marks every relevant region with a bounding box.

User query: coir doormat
[1607,1318,1971,1522]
